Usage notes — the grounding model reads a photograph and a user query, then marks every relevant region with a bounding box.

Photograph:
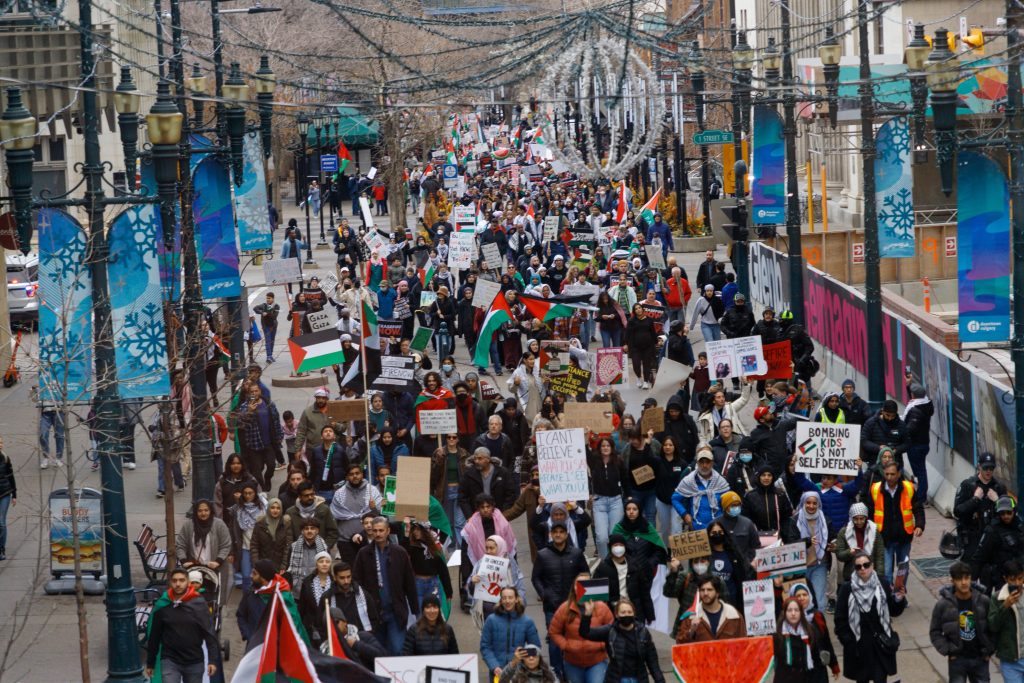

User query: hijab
[265,498,283,537]
[191,500,214,547]
[795,491,828,562]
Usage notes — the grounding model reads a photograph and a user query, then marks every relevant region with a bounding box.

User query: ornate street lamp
[733,31,754,135]
[925,28,961,196]
[113,65,142,191]
[818,26,842,129]
[763,37,782,88]
[186,62,207,128]
[688,41,711,228]
[905,23,931,152]
[254,55,275,158]
[0,87,37,254]
[145,79,184,248]
[222,61,249,184]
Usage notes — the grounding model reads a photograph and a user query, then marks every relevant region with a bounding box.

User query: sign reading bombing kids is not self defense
[794,423,861,476]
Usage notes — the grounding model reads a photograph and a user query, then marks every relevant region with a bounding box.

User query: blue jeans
[489,340,504,372]
[544,608,563,675]
[240,548,253,591]
[380,610,406,656]
[883,540,912,585]
[907,444,930,502]
[592,495,624,559]
[161,657,205,683]
[317,489,335,506]
[700,322,721,342]
[156,457,185,493]
[39,410,65,460]
[580,317,595,350]
[415,575,440,609]
[445,483,466,541]
[656,498,682,549]
[1001,659,1024,683]
[262,325,277,361]
[563,659,609,683]
[806,562,827,614]
[600,328,622,348]
[0,494,10,552]
[949,656,990,683]
[629,489,658,528]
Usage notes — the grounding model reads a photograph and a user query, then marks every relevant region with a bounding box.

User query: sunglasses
[854,561,872,570]
[446,436,459,440]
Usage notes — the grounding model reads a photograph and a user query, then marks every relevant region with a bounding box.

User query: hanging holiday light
[537,38,666,180]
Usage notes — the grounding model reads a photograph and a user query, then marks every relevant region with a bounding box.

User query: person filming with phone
[989,560,1024,682]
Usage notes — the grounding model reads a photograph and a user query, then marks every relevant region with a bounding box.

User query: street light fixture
[146,79,184,248]
[312,108,327,245]
[763,37,782,87]
[254,55,275,158]
[925,28,961,195]
[688,41,711,229]
[0,87,37,254]
[222,61,249,184]
[114,65,142,191]
[818,26,842,129]
[729,29,753,294]
[905,23,931,152]
[733,30,754,136]
[186,62,207,128]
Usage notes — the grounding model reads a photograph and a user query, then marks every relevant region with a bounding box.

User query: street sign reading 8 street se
[692,130,735,145]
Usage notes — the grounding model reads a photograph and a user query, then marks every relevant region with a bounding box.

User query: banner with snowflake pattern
[957,152,1010,343]
[234,132,273,252]
[139,157,182,303]
[38,208,92,403]
[750,105,785,225]
[108,205,171,399]
[193,156,242,299]
[875,117,915,258]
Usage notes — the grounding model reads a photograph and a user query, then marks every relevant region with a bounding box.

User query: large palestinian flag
[638,187,663,225]
[289,330,345,373]
[472,289,513,368]
[518,292,595,322]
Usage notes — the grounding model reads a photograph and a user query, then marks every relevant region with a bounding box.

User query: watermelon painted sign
[671,637,775,683]
[743,579,776,636]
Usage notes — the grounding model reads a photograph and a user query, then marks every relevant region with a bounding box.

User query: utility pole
[1006,0,1024,499]
[781,2,805,324]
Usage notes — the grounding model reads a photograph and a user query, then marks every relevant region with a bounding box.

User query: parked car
[6,253,39,329]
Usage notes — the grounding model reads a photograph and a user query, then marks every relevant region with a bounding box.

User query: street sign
[320,154,338,173]
[692,130,735,145]
[442,163,458,189]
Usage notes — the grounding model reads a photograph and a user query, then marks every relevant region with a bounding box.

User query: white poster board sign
[263,258,302,286]
[419,409,457,435]
[562,283,600,305]
[306,310,333,332]
[376,655,479,683]
[367,166,378,180]
[535,428,588,503]
[795,423,862,475]
[359,197,375,228]
[318,272,338,296]
[543,215,560,242]
[706,335,766,379]
[754,542,807,579]
[480,243,502,272]
[743,579,777,636]
[363,228,387,256]
[472,555,510,603]
[448,231,476,270]
[452,204,475,227]
[472,278,503,309]
[644,244,666,270]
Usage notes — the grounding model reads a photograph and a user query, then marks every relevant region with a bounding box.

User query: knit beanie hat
[254,559,277,582]
[721,491,742,510]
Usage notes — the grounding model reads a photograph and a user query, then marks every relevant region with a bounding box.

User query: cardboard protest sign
[325,399,367,424]
[472,278,503,309]
[318,272,339,296]
[795,423,861,476]
[669,529,711,560]
[410,326,433,352]
[632,465,655,485]
[382,475,397,516]
[419,409,457,435]
[640,406,665,434]
[561,403,614,432]
[543,216,560,242]
[448,231,476,269]
[393,456,431,520]
[306,310,333,333]
[473,555,511,603]
[595,347,625,385]
[535,428,588,503]
[263,258,302,285]
[548,366,591,396]
[748,340,793,381]
[481,243,502,272]
[645,244,666,270]
[743,579,777,636]
[754,542,807,579]
[371,356,417,391]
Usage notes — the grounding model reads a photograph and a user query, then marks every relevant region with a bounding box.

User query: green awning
[306,105,379,148]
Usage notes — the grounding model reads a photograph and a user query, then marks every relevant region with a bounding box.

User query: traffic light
[924,31,958,53]
[962,27,984,53]
[719,203,749,242]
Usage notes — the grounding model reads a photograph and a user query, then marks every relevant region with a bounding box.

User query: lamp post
[298,113,315,264]
[186,63,206,129]
[314,109,327,246]
[0,88,36,254]
[254,55,275,159]
[819,27,842,130]
[113,66,141,192]
[925,29,960,196]
[763,38,782,87]
[688,42,711,231]
[147,81,184,250]
[905,23,930,151]
[730,30,754,295]
[222,61,248,185]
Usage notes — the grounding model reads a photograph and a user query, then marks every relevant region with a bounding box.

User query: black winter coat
[320,583,383,634]
[401,623,459,655]
[720,305,755,339]
[973,517,1024,590]
[904,400,934,445]
[741,417,797,476]
[592,557,655,623]
[861,413,908,462]
[743,483,794,533]
[456,297,476,337]
[457,461,518,519]
[309,444,350,493]
[656,397,700,463]
[351,543,419,627]
[833,577,906,682]
[929,586,994,658]
[838,393,869,425]
[579,616,666,683]
[752,318,782,345]
[531,544,590,611]
[953,474,1009,559]
[625,315,657,353]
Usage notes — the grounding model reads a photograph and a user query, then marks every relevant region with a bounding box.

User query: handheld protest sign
[393,457,431,520]
[668,529,711,560]
[535,428,588,503]
[794,423,861,476]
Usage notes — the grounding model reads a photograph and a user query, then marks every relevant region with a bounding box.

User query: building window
[48,137,65,162]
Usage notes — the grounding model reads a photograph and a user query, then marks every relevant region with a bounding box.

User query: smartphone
[1008,584,1021,594]
[523,645,540,658]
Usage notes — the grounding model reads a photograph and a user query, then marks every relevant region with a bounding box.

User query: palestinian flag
[511,122,524,149]
[472,288,513,368]
[289,330,345,373]
[212,334,230,362]
[337,140,353,174]
[414,387,454,432]
[323,602,349,660]
[361,300,380,351]
[615,180,628,223]
[418,263,436,287]
[492,147,511,161]
[446,151,457,166]
[526,204,535,220]
[424,162,434,175]
[575,578,610,604]
[233,588,320,683]
[518,292,592,322]
[638,187,663,225]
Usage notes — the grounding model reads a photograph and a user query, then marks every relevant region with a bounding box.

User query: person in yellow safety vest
[868,461,925,584]
[815,393,846,424]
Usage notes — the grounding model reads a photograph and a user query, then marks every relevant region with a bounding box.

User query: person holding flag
[320,605,387,668]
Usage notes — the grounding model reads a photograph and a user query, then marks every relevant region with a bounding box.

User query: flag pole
[361,322,370,472]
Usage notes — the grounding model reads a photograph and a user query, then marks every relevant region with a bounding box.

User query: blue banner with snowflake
[193,156,242,299]
[37,208,92,403]
[234,132,273,252]
[139,157,182,303]
[875,117,915,258]
[751,105,785,224]
[957,152,1010,343]
[108,205,171,399]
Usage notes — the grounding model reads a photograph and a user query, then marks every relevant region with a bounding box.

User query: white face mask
[611,545,626,558]
[692,562,710,575]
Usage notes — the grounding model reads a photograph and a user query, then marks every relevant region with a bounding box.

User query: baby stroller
[135,565,231,664]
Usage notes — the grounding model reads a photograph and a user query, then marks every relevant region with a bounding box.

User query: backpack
[409,178,420,193]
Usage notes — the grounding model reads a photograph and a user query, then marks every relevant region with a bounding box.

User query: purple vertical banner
[750,105,784,224]
[957,152,1009,342]
[193,157,241,299]
[875,117,915,257]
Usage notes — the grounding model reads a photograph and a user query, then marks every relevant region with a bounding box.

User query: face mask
[728,506,741,518]
[611,545,626,558]
[531,478,540,487]
[709,533,725,543]
[443,364,454,373]
[692,562,709,575]
[739,454,753,464]
[617,615,635,627]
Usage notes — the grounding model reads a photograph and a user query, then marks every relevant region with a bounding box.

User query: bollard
[922,276,931,313]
